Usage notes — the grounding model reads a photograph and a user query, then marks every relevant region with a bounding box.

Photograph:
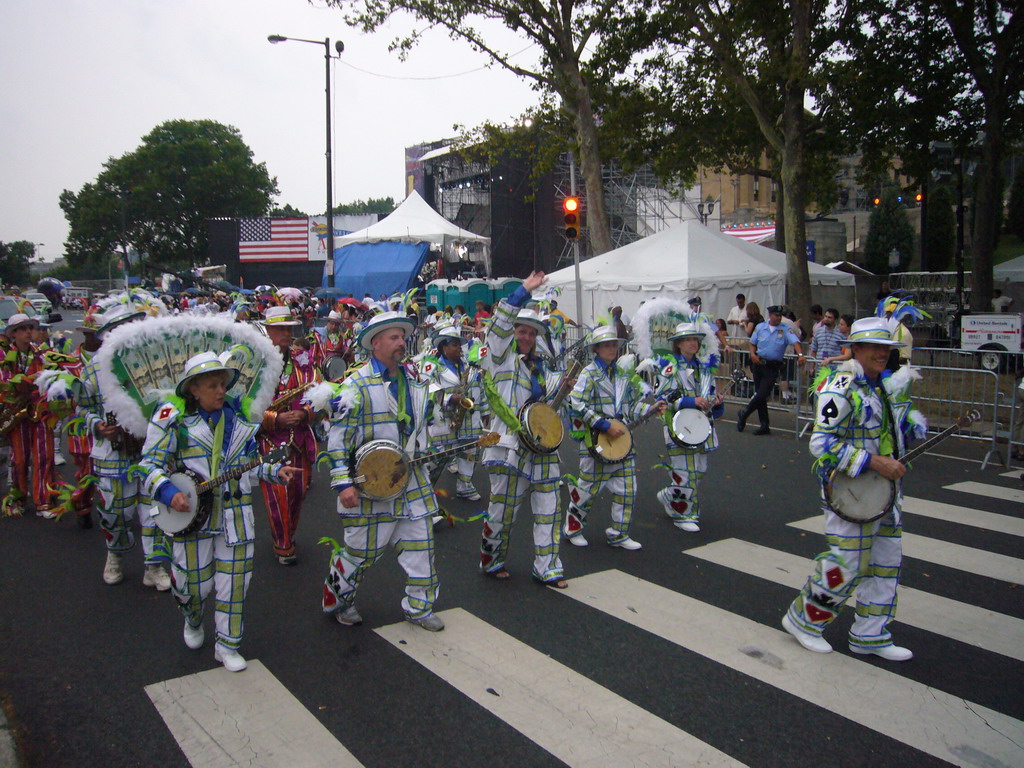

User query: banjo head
[151,471,204,535]
[353,439,409,501]
[825,469,896,523]
[593,419,632,463]
[671,409,712,446]
[519,402,564,453]
[321,355,348,382]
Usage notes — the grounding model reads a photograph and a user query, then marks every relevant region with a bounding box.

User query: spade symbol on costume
[820,397,840,425]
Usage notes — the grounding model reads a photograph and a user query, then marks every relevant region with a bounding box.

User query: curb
[0,708,21,768]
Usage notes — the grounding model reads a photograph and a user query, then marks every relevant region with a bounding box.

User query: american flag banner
[721,224,775,245]
[238,217,309,262]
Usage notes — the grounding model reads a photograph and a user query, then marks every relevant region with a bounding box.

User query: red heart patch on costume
[481,553,493,567]
[670,500,688,514]
[483,523,492,537]
[322,586,337,609]
[567,516,582,533]
[806,604,833,623]
[570,489,580,503]
[334,558,345,576]
[671,472,684,485]
[825,567,843,589]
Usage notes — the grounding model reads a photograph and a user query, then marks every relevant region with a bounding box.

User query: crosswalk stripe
[787,516,1024,585]
[376,608,746,768]
[145,660,363,768]
[999,470,1021,479]
[561,569,1024,768]
[944,480,1024,504]
[902,495,1024,537]
[684,538,1024,662]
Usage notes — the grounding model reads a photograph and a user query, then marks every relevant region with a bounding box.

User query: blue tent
[324,242,430,298]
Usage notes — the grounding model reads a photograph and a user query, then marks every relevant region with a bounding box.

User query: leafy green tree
[0,241,35,287]
[865,190,916,273]
[325,0,622,255]
[269,203,308,217]
[60,119,278,272]
[924,184,956,271]
[333,197,395,215]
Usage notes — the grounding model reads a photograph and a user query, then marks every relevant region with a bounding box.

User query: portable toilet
[425,279,447,310]
[464,278,493,311]
[490,277,523,301]
[444,279,468,311]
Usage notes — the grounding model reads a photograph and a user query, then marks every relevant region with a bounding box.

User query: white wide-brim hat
[326,310,344,323]
[847,317,905,346]
[96,305,145,338]
[259,306,302,327]
[589,325,627,346]
[5,313,38,332]
[513,308,548,335]
[667,322,705,342]
[431,323,469,347]
[357,311,417,351]
[175,351,241,397]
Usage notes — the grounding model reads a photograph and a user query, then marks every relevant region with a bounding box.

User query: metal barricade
[714,342,807,440]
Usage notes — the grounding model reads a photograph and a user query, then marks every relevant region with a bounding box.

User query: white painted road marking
[684,538,1024,661]
[787,515,1024,585]
[902,495,1024,537]
[561,569,1024,768]
[944,480,1024,504]
[376,608,746,768]
[146,660,363,768]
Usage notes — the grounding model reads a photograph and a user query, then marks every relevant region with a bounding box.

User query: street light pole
[269,34,344,287]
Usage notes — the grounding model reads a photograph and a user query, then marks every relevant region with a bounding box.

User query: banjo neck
[408,432,500,468]
[195,446,289,494]
[898,410,979,466]
[624,390,684,431]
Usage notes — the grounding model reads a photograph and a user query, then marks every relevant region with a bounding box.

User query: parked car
[1,294,61,324]
[0,296,41,323]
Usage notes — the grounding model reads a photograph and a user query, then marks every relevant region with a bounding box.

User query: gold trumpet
[448,364,475,432]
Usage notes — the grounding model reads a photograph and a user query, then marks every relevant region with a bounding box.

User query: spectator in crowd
[809,308,846,368]
[992,290,1013,313]
[610,306,630,341]
[548,300,578,327]
[715,319,730,357]
[727,294,750,340]
[810,304,824,334]
[742,302,764,338]
[738,305,805,435]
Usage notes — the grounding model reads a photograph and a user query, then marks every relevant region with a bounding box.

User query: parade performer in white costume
[563,326,664,549]
[782,317,925,661]
[477,271,571,588]
[318,311,445,631]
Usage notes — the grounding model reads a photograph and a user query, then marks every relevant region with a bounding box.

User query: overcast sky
[2,0,540,262]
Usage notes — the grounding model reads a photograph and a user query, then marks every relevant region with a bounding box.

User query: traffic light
[563,196,581,240]
[915,192,923,204]
[873,196,881,206]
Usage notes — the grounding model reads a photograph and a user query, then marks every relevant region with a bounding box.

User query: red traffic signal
[563,197,581,240]
[915,192,923,203]
[873,197,881,206]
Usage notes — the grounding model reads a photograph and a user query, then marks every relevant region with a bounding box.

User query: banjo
[151,446,290,536]
[588,391,684,463]
[352,432,500,502]
[518,349,588,455]
[825,409,980,523]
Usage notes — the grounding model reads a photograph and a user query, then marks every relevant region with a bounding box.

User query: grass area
[995,234,1024,264]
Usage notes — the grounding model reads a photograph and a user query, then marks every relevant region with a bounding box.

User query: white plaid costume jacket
[139,399,283,545]
[651,355,721,453]
[568,360,649,457]
[479,297,565,472]
[77,357,138,477]
[324,360,439,520]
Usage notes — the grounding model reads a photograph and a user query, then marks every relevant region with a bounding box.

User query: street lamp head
[268,35,286,43]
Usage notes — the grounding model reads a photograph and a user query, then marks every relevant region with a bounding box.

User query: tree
[0,241,35,287]
[1006,166,1024,240]
[269,203,308,217]
[865,190,915,274]
[924,184,956,271]
[333,197,396,215]
[60,120,278,272]
[326,0,620,255]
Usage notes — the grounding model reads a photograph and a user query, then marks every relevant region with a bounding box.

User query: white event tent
[994,254,1024,283]
[546,221,855,325]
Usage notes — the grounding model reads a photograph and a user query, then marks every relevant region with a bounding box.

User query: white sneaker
[53,453,67,467]
[406,613,445,632]
[445,461,458,475]
[36,506,56,520]
[103,551,124,585]
[606,530,642,550]
[143,564,171,591]
[335,605,363,626]
[565,532,589,547]
[183,621,205,650]
[850,644,913,662]
[782,613,832,654]
[455,488,482,501]
[214,645,247,672]
[674,521,700,532]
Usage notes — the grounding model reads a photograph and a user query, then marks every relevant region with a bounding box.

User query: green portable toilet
[465,278,493,310]
[425,280,446,310]
[444,280,467,311]
[490,277,523,301]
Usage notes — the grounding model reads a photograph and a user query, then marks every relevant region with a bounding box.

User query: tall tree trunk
[774,174,786,253]
[562,65,614,256]
[970,112,1005,312]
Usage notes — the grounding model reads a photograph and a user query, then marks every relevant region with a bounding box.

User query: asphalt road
[1,312,1021,768]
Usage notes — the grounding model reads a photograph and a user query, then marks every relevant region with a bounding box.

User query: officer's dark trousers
[743,360,782,427]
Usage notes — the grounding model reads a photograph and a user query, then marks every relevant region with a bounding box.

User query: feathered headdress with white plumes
[35,369,79,418]
[94,314,283,438]
[96,288,168,319]
[631,297,720,365]
[302,380,359,419]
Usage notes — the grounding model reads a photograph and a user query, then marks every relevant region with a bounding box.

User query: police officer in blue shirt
[738,305,805,435]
